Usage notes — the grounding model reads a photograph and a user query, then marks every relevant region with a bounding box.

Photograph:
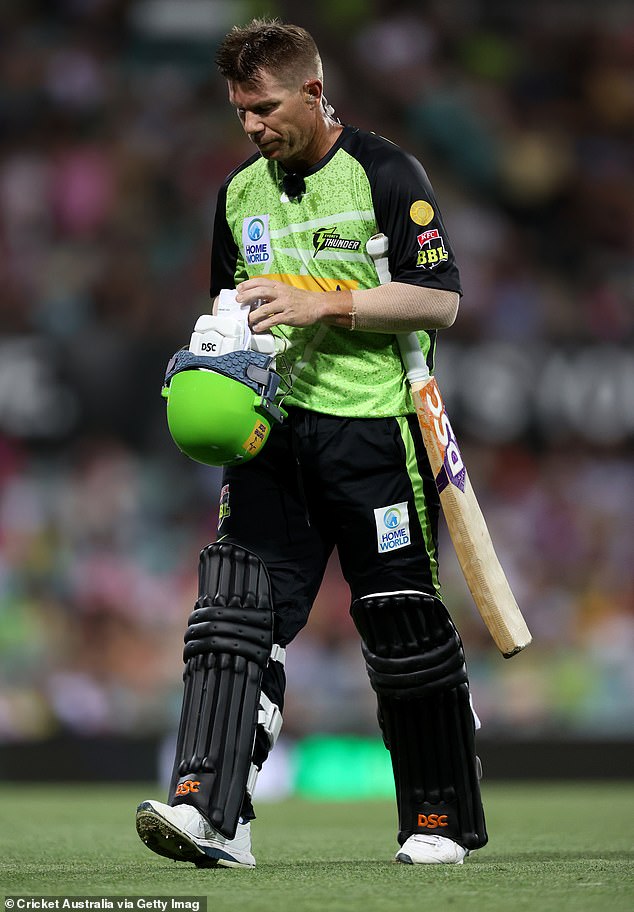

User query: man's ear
[303,79,322,108]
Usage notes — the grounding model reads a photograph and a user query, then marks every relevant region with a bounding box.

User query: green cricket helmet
[161,348,285,467]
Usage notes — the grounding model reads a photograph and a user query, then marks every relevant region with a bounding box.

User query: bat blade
[410,375,532,658]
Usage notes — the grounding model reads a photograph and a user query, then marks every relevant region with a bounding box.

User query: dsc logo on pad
[417,813,449,829]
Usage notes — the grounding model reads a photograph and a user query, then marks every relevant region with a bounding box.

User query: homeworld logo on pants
[374,501,411,553]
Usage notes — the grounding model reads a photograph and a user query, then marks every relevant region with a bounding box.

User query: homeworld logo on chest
[242,215,271,265]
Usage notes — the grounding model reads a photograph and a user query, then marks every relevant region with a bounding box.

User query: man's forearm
[214,278,459,334]
[321,282,459,332]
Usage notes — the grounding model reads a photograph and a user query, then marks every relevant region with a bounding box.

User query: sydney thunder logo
[312,226,361,256]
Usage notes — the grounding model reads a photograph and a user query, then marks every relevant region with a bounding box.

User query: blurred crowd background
[0,0,632,759]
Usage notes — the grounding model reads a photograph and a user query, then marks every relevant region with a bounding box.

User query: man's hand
[236,278,352,332]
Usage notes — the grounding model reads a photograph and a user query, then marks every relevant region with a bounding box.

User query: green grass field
[1,783,633,912]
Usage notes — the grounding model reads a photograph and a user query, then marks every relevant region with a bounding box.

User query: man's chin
[257,143,280,159]
[257,142,295,169]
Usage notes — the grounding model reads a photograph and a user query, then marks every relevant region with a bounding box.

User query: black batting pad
[351,592,487,850]
[169,542,274,839]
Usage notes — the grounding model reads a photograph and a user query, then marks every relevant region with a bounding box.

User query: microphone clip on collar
[282,172,306,201]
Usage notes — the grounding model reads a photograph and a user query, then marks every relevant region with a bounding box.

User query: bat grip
[397,332,430,384]
[366,235,431,385]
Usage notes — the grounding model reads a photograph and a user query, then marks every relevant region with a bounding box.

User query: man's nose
[243,111,264,137]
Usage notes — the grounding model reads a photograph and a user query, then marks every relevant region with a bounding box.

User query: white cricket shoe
[395,833,469,865]
[135,799,256,868]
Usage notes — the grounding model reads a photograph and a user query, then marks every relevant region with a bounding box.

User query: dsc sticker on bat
[420,379,466,494]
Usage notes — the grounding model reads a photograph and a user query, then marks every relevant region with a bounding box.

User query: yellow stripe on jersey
[265,274,360,292]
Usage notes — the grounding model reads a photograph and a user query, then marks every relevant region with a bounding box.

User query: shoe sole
[135,802,254,869]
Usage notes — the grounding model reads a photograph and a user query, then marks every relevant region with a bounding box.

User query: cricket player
[136,18,487,868]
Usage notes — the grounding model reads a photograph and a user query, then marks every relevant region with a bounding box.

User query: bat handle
[366,234,431,386]
[396,332,431,385]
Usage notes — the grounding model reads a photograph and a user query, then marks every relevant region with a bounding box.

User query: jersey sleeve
[210,179,251,297]
[368,140,462,294]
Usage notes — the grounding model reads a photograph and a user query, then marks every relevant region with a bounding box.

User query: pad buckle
[246,763,259,797]
[270,643,286,666]
[258,692,283,749]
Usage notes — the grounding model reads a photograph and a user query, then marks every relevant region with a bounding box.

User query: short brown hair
[215,18,322,87]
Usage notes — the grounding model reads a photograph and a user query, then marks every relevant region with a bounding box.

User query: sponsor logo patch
[416,228,449,269]
[242,215,271,265]
[312,226,361,256]
[410,199,435,226]
[374,501,411,553]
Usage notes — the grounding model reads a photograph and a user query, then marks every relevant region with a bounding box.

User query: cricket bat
[366,233,532,658]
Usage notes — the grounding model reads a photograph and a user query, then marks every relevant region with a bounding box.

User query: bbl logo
[416,228,448,269]
[218,483,231,529]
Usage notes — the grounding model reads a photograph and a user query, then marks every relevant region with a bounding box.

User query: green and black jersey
[210,125,461,418]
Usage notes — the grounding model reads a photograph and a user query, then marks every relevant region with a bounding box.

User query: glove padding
[191,287,287,361]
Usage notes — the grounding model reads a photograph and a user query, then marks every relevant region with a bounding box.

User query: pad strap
[246,645,286,798]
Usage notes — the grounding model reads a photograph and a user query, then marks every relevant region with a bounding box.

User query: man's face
[228,70,318,169]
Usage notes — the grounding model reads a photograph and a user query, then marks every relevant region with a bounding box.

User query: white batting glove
[189,298,287,359]
[189,314,246,356]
